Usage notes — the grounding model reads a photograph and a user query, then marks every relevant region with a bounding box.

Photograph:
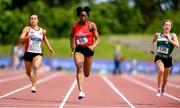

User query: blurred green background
[0,0,180,60]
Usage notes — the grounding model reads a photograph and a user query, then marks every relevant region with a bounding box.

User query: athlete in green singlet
[150,19,179,97]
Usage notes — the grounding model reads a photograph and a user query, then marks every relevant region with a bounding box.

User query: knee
[34,66,39,70]
[159,69,164,74]
[76,63,83,72]
[77,66,83,72]
[34,63,41,70]
[84,73,90,77]
[163,79,168,82]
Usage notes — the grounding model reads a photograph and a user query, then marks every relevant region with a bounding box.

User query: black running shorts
[75,45,94,57]
[24,52,42,62]
[154,55,172,68]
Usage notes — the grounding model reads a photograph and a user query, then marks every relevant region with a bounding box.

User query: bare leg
[161,67,171,89]
[32,55,42,87]
[84,56,93,77]
[24,61,32,80]
[74,52,85,92]
[156,60,165,88]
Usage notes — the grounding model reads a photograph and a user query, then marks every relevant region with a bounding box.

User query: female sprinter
[150,19,179,97]
[70,6,100,99]
[19,14,55,93]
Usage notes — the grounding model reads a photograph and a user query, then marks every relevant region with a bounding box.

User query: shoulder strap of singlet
[156,32,161,38]
[169,33,172,39]
[87,21,93,32]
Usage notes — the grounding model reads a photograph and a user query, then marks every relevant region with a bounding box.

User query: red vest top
[74,21,94,46]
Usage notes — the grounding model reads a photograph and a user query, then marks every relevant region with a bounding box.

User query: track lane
[133,74,180,99]
[1,70,180,108]
[0,72,76,108]
[64,74,131,108]
[0,72,49,96]
[108,74,180,107]
[0,69,22,78]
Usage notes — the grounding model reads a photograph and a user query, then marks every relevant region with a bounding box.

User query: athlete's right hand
[70,48,75,57]
[88,45,95,51]
[70,45,75,52]
[150,49,155,54]
[25,35,32,39]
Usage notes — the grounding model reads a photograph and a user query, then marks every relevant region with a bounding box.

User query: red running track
[0,69,179,108]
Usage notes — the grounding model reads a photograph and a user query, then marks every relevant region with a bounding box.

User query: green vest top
[157,33,174,57]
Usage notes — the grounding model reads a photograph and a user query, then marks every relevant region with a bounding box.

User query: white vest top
[25,27,44,53]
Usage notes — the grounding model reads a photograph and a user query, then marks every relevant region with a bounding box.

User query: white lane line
[0,75,25,83]
[0,73,60,99]
[59,79,76,108]
[123,75,180,102]
[101,75,135,108]
[138,75,180,89]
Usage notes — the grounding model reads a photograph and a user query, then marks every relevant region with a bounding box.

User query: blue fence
[0,56,180,74]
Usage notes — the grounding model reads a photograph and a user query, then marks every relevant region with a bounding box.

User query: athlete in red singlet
[19,14,55,93]
[70,6,100,99]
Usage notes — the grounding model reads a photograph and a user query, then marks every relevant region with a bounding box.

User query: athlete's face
[80,11,88,23]
[163,21,171,32]
[29,15,38,26]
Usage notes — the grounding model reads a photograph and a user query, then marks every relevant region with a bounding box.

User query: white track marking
[0,73,61,99]
[138,75,180,89]
[101,75,135,108]
[59,79,77,108]
[123,75,180,102]
[0,75,25,83]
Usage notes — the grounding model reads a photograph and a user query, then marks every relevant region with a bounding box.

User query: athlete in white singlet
[19,14,55,93]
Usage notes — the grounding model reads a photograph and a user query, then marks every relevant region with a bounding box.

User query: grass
[0,44,12,56]
[0,35,154,60]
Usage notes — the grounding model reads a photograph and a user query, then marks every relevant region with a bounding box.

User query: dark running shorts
[75,45,94,57]
[24,52,42,62]
[154,55,172,68]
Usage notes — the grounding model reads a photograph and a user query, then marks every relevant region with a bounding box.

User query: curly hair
[76,6,91,17]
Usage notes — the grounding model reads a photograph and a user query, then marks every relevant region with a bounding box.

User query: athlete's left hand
[88,45,95,51]
[165,35,171,41]
[49,48,55,55]
[150,49,155,54]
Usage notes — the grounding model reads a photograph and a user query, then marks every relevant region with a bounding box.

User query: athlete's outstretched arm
[70,25,75,52]
[89,23,100,50]
[168,33,179,48]
[19,26,29,43]
[150,33,158,54]
[43,29,55,55]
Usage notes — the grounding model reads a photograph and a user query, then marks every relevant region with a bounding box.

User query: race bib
[157,45,169,54]
[76,35,88,45]
[30,38,41,46]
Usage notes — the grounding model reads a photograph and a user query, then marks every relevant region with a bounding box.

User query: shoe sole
[78,96,85,100]
[31,90,36,93]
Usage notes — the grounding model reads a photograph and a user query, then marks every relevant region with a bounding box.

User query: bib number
[157,45,168,54]
[31,38,41,46]
[76,36,88,45]
[32,41,40,46]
